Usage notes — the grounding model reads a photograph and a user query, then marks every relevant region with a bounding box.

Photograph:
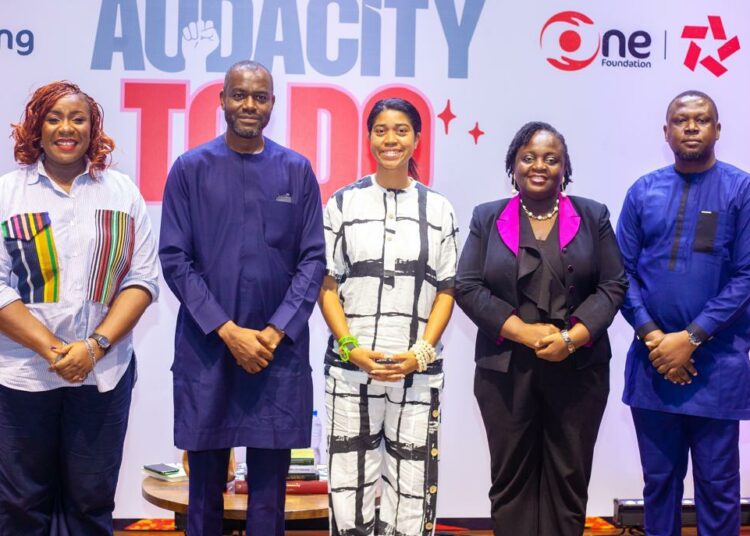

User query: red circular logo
[540,11,601,71]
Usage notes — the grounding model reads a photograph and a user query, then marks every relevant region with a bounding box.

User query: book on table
[287,472,320,481]
[234,479,329,495]
[290,448,316,465]
[288,464,318,475]
[143,463,188,482]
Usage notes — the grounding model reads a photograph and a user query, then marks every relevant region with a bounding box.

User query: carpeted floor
[119,517,616,532]
[115,528,750,536]
[114,527,750,535]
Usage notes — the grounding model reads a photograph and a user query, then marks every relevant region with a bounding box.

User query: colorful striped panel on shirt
[87,209,135,305]
[1,212,60,303]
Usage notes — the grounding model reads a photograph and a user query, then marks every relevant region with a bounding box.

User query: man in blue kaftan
[617,91,750,536]
[159,60,325,536]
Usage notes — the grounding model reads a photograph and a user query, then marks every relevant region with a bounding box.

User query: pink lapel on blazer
[496,194,580,256]
[495,196,521,255]
[558,194,580,250]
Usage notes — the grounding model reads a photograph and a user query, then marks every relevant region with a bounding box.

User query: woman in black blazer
[455,122,627,536]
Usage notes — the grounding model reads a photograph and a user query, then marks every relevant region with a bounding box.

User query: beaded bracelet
[410,339,437,372]
[337,335,359,362]
[83,338,98,371]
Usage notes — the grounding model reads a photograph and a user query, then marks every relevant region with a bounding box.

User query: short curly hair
[11,81,115,178]
[505,121,573,189]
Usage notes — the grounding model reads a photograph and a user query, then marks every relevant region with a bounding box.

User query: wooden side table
[142,476,328,527]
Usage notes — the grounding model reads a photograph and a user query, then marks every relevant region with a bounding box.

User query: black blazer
[455,195,627,372]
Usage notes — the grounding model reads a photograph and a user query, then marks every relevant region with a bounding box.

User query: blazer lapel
[495,195,520,256]
[558,194,580,250]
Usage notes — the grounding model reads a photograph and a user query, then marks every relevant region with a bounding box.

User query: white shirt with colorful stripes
[0,160,159,392]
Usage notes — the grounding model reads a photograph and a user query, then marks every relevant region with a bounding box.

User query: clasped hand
[348,347,417,382]
[522,323,570,362]
[47,340,98,384]
[219,322,283,374]
[644,330,698,385]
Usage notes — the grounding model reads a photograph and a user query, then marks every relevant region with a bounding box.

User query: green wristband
[337,335,359,362]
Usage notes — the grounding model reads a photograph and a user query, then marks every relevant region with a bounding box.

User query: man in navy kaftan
[159,61,325,536]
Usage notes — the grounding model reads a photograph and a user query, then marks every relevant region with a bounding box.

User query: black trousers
[474,348,609,536]
[0,358,135,536]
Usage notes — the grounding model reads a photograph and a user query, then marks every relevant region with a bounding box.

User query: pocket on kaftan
[692,210,720,253]
[261,201,298,250]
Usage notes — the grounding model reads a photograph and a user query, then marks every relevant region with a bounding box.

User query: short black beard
[230,122,261,139]
[675,147,710,162]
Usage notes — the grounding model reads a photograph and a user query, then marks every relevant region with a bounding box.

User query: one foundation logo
[681,16,741,77]
[539,11,600,71]
[541,11,657,71]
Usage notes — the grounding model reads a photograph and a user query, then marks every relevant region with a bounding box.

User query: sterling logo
[539,11,600,71]
[681,16,740,77]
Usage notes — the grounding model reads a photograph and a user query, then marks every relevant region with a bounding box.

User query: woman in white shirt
[0,81,159,535]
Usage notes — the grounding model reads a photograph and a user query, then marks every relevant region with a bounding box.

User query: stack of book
[143,463,188,483]
[288,448,319,481]
[287,448,328,494]
[234,449,330,495]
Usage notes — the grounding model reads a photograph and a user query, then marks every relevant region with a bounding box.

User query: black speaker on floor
[614,497,750,528]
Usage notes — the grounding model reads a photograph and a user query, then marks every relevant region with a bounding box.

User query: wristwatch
[686,329,703,347]
[89,332,111,354]
[560,329,577,355]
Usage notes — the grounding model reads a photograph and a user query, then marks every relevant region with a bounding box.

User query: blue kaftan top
[617,161,750,420]
[159,136,326,450]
